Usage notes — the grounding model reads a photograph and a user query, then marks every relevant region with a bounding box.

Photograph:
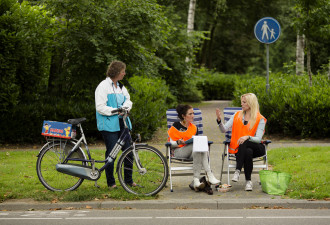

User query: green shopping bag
[259,170,292,195]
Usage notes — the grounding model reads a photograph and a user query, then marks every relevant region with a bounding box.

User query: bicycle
[36,108,169,196]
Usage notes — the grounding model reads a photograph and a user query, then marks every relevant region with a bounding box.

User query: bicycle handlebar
[111,107,129,115]
[111,108,130,128]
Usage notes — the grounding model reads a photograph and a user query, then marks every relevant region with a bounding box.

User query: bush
[128,76,176,140]
[0,95,96,144]
[0,76,176,144]
[233,73,330,138]
[195,68,256,100]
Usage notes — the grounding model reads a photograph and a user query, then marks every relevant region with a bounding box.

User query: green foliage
[0,0,56,113]
[155,5,207,101]
[233,73,330,138]
[294,0,330,73]
[196,68,235,100]
[268,146,330,199]
[128,76,176,140]
[0,76,175,144]
[0,95,96,144]
[40,0,177,99]
[0,0,187,144]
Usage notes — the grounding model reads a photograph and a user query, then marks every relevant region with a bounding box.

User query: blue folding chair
[165,108,213,192]
[219,107,271,185]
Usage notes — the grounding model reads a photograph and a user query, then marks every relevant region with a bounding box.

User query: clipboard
[192,136,208,152]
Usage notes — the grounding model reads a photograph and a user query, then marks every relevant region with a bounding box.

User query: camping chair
[219,107,271,185]
[165,108,213,192]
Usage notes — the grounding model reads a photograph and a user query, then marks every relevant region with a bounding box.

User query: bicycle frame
[55,110,138,180]
[37,108,168,195]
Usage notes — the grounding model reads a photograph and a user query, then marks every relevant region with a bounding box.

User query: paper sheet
[192,136,208,152]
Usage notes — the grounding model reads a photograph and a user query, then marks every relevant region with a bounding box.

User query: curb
[1,199,329,211]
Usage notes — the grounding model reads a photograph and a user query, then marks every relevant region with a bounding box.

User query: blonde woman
[216,93,266,191]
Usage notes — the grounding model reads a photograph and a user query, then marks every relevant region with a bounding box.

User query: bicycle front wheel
[36,140,87,191]
[117,145,168,196]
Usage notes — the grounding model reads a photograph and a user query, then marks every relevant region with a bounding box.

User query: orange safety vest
[168,122,197,148]
[229,111,266,154]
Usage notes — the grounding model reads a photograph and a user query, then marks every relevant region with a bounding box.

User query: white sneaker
[232,170,240,182]
[193,178,205,191]
[245,180,253,191]
[207,172,220,185]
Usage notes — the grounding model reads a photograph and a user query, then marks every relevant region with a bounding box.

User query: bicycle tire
[117,145,168,196]
[36,140,87,191]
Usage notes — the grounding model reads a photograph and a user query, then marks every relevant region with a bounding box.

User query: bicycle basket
[259,170,292,195]
[41,120,74,139]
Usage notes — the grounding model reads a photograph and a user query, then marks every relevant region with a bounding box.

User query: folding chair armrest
[166,141,213,146]
[223,140,230,145]
[165,142,172,147]
[262,140,272,145]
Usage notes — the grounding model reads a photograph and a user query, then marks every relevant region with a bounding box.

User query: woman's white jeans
[173,144,211,178]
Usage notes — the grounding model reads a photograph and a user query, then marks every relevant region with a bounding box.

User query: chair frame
[165,108,212,192]
[219,107,271,185]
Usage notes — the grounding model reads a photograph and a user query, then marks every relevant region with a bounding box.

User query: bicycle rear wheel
[117,145,168,196]
[36,140,87,191]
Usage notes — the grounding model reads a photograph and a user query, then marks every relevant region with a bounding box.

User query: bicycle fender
[135,143,149,147]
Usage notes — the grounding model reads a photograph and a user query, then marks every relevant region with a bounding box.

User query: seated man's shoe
[232,169,240,182]
[245,180,253,191]
[193,178,205,191]
[206,172,220,185]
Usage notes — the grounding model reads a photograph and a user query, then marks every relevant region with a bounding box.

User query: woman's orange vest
[168,122,197,148]
[229,111,266,154]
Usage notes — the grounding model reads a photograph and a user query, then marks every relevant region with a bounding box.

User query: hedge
[232,73,330,138]
[0,76,176,144]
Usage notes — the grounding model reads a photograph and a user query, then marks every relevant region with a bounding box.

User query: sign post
[254,17,281,94]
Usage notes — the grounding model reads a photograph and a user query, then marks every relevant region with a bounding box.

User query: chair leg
[219,147,226,184]
[226,146,231,186]
[168,148,174,192]
[170,169,173,192]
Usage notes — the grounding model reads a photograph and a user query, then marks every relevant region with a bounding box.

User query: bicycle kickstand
[94,181,100,188]
[91,159,100,188]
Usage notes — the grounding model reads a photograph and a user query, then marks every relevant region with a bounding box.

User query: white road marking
[157,217,244,219]
[247,216,330,219]
[66,217,153,220]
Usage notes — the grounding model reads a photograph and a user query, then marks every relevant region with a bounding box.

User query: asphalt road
[0,209,329,225]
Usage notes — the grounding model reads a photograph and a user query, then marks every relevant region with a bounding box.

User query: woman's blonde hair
[239,93,259,129]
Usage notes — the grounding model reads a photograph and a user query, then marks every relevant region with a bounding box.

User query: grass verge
[0,149,155,202]
[1,146,329,202]
[268,146,329,200]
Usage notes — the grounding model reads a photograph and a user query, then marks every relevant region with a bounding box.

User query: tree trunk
[186,0,197,72]
[187,0,197,34]
[296,34,305,75]
[306,38,312,86]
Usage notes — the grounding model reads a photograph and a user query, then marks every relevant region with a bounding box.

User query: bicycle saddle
[67,118,86,125]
